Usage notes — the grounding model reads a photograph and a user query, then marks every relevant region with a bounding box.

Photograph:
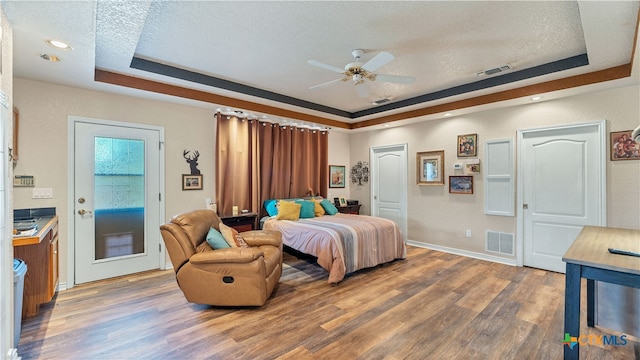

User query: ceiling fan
[308,49,416,98]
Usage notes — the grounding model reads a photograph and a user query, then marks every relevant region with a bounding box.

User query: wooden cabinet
[219,213,257,232]
[13,216,59,318]
[48,222,59,300]
[337,204,361,215]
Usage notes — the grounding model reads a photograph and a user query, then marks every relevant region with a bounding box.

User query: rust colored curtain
[215,114,259,215]
[216,113,328,216]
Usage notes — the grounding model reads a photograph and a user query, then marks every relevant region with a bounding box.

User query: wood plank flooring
[17,246,639,359]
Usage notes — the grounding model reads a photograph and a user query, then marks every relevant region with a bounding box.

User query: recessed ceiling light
[39,53,61,62]
[46,39,72,50]
[531,96,542,101]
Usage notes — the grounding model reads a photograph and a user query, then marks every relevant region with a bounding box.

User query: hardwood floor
[17,246,639,359]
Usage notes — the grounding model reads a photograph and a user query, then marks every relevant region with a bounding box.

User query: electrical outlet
[465,229,472,238]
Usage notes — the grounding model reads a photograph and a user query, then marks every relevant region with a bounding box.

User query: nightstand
[337,204,361,215]
[219,212,257,232]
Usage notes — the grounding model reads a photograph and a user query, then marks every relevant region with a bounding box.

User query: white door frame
[515,120,607,267]
[67,116,166,289]
[370,143,408,240]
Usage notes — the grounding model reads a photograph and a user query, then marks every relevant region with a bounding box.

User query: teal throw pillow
[206,227,231,249]
[320,198,339,215]
[265,199,279,217]
[296,200,316,218]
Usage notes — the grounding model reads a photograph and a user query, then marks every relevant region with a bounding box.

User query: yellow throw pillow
[313,199,325,217]
[276,201,301,221]
[219,223,249,247]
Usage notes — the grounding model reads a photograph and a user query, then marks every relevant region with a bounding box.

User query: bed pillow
[206,227,231,249]
[320,198,339,215]
[313,199,326,217]
[264,199,279,217]
[295,200,316,218]
[276,201,301,220]
[219,223,249,247]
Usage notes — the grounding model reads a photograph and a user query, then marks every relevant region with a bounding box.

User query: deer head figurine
[183,150,201,175]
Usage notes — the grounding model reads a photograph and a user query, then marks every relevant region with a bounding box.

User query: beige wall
[12,77,640,281]
[327,130,350,202]
[348,85,640,257]
[13,78,351,286]
[13,79,218,285]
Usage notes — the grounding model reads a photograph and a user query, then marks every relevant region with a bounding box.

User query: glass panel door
[94,137,145,261]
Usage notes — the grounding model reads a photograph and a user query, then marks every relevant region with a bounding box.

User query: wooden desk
[562,226,640,360]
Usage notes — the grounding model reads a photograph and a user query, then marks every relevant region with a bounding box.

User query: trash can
[13,258,27,348]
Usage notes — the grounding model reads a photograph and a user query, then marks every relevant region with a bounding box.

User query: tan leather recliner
[160,209,282,306]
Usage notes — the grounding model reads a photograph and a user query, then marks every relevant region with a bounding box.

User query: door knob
[77,209,92,216]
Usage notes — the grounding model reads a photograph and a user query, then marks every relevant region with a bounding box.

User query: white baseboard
[164,262,173,271]
[406,240,517,267]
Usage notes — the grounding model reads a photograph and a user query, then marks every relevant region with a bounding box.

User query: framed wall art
[610,130,639,160]
[449,175,473,194]
[417,150,445,185]
[329,165,346,188]
[457,133,478,157]
[182,174,203,190]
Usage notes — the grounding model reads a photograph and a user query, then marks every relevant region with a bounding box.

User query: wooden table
[562,226,640,360]
[219,212,258,232]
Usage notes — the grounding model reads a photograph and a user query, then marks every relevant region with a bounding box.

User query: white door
[370,144,408,241]
[74,120,162,284]
[520,121,605,273]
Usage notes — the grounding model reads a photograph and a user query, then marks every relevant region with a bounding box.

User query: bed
[263,211,406,284]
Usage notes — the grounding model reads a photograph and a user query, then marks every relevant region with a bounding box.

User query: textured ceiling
[2,1,640,128]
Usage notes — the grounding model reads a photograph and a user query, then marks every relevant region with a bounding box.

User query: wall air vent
[372,98,391,105]
[477,64,512,77]
[486,230,514,256]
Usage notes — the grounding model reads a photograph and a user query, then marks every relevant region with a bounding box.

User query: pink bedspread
[263,213,406,283]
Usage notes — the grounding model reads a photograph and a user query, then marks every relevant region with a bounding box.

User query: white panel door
[74,121,161,284]
[371,144,407,241]
[521,122,605,273]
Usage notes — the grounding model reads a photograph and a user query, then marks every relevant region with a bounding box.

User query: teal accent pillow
[265,199,278,217]
[206,227,231,249]
[296,200,316,218]
[320,198,339,215]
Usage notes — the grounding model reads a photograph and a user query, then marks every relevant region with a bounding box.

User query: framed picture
[339,196,347,206]
[449,176,473,194]
[465,161,481,174]
[610,130,639,161]
[182,174,203,190]
[457,133,478,157]
[417,150,445,185]
[329,165,346,188]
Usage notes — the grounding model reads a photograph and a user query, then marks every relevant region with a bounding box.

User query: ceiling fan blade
[308,60,345,73]
[374,74,416,84]
[355,83,369,98]
[309,78,345,90]
[361,51,394,72]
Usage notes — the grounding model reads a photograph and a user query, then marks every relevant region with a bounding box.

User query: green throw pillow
[206,227,231,249]
[320,198,339,215]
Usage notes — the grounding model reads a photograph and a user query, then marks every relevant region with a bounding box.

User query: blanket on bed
[263,213,406,283]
